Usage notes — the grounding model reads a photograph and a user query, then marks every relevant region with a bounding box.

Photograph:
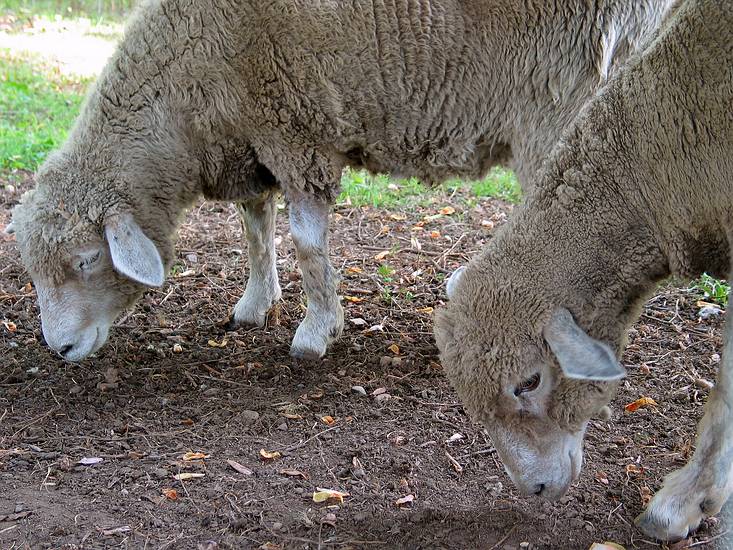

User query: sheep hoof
[232,286,281,328]
[634,467,715,542]
[289,345,324,361]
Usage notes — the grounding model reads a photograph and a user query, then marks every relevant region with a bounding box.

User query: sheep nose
[58,343,75,357]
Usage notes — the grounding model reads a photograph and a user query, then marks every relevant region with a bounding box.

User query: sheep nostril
[59,344,74,357]
[534,484,545,496]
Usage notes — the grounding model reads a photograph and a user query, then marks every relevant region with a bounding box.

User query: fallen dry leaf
[312,488,349,504]
[389,213,407,221]
[78,457,103,466]
[640,485,653,506]
[2,320,17,333]
[373,250,390,261]
[182,451,209,461]
[172,343,183,353]
[309,388,324,399]
[173,473,205,481]
[162,488,178,500]
[102,526,131,536]
[280,412,303,420]
[624,397,658,412]
[595,471,609,485]
[429,230,441,239]
[180,418,195,426]
[439,206,456,215]
[258,543,282,550]
[207,338,228,348]
[349,318,368,327]
[227,459,253,476]
[416,307,433,314]
[321,415,336,426]
[625,464,644,476]
[279,469,309,479]
[259,449,282,460]
[345,266,363,274]
[388,343,400,355]
[343,296,364,303]
[395,494,415,506]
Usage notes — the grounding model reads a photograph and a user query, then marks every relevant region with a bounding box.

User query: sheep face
[435,267,624,500]
[12,191,165,361]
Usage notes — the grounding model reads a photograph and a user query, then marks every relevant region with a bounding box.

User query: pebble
[203,388,219,397]
[272,522,283,531]
[379,356,392,367]
[519,543,530,549]
[277,422,288,431]
[351,385,367,396]
[69,385,83,395]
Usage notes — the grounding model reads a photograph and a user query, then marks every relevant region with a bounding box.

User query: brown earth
[0,175,729,550]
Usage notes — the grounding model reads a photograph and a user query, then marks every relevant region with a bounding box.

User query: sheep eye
[514,373,541,396]
[77,251,101,271]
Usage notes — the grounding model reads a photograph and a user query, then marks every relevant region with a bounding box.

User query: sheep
[9,0,675,362]
[434,0,732,541]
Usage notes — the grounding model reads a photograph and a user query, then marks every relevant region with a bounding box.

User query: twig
[688,531,730,548]
[487,524,518,550]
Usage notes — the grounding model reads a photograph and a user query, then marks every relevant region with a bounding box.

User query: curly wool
[12,0,673,287]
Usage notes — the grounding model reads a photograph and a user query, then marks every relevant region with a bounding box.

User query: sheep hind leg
[232,191,282,327]
[288,194,343,360]
[636,310,733,541]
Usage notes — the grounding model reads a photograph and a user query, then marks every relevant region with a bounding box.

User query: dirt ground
[0,175,730,550]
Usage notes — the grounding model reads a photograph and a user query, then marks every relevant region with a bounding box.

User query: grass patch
[0,49,89,176]
[340,167,521,208]
[0,0,133,24]
[694,274,730,307]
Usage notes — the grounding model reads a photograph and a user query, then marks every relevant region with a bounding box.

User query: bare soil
[0,176,729,550]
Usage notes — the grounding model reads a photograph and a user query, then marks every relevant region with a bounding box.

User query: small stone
[379,356,392,367]
[186,253,198,263]
[351,386,367,396]
[203,388,219,397]
[375,393,391,403]
[272,522,283,531]
[14,504,24,513]
[519,543,530,549]
[172,343,183,353]
[277,422,288,431]
[69,385,83,395]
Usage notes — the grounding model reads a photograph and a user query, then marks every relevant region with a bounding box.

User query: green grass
[0,50,90,176]
[695,274,730,307]
[339,167,521,208]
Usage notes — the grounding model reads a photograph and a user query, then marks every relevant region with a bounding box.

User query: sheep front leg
[232,191,282,327]
[288,194,343,359]
[636,313,733,541]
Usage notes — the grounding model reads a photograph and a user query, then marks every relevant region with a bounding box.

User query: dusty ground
[0,175,730,550]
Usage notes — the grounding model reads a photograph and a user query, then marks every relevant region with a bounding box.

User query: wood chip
[227,459,253,476]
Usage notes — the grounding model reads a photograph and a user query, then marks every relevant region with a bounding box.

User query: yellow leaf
[345,266,363,274]
[181,451,209,461]
[439,206,456,215]
[207,339,228,348]
[173,473,205,481]
[395,494,415,506]
[389,213,407,221]
[321,415,336,426]
[373,250,390,261]
[416,307,434,314]
[624,397,658,413]
[312,488,349,503]
[388,343,400,355]
[344,296,364,303]
[259,449,282,460]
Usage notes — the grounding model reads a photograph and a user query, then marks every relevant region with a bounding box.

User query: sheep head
[435,265,624,500]
[11,184,165,362]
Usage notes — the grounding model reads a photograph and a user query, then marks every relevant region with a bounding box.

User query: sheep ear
[446,266,467,299]
[105,214,164,287]
[543,308,625,381]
